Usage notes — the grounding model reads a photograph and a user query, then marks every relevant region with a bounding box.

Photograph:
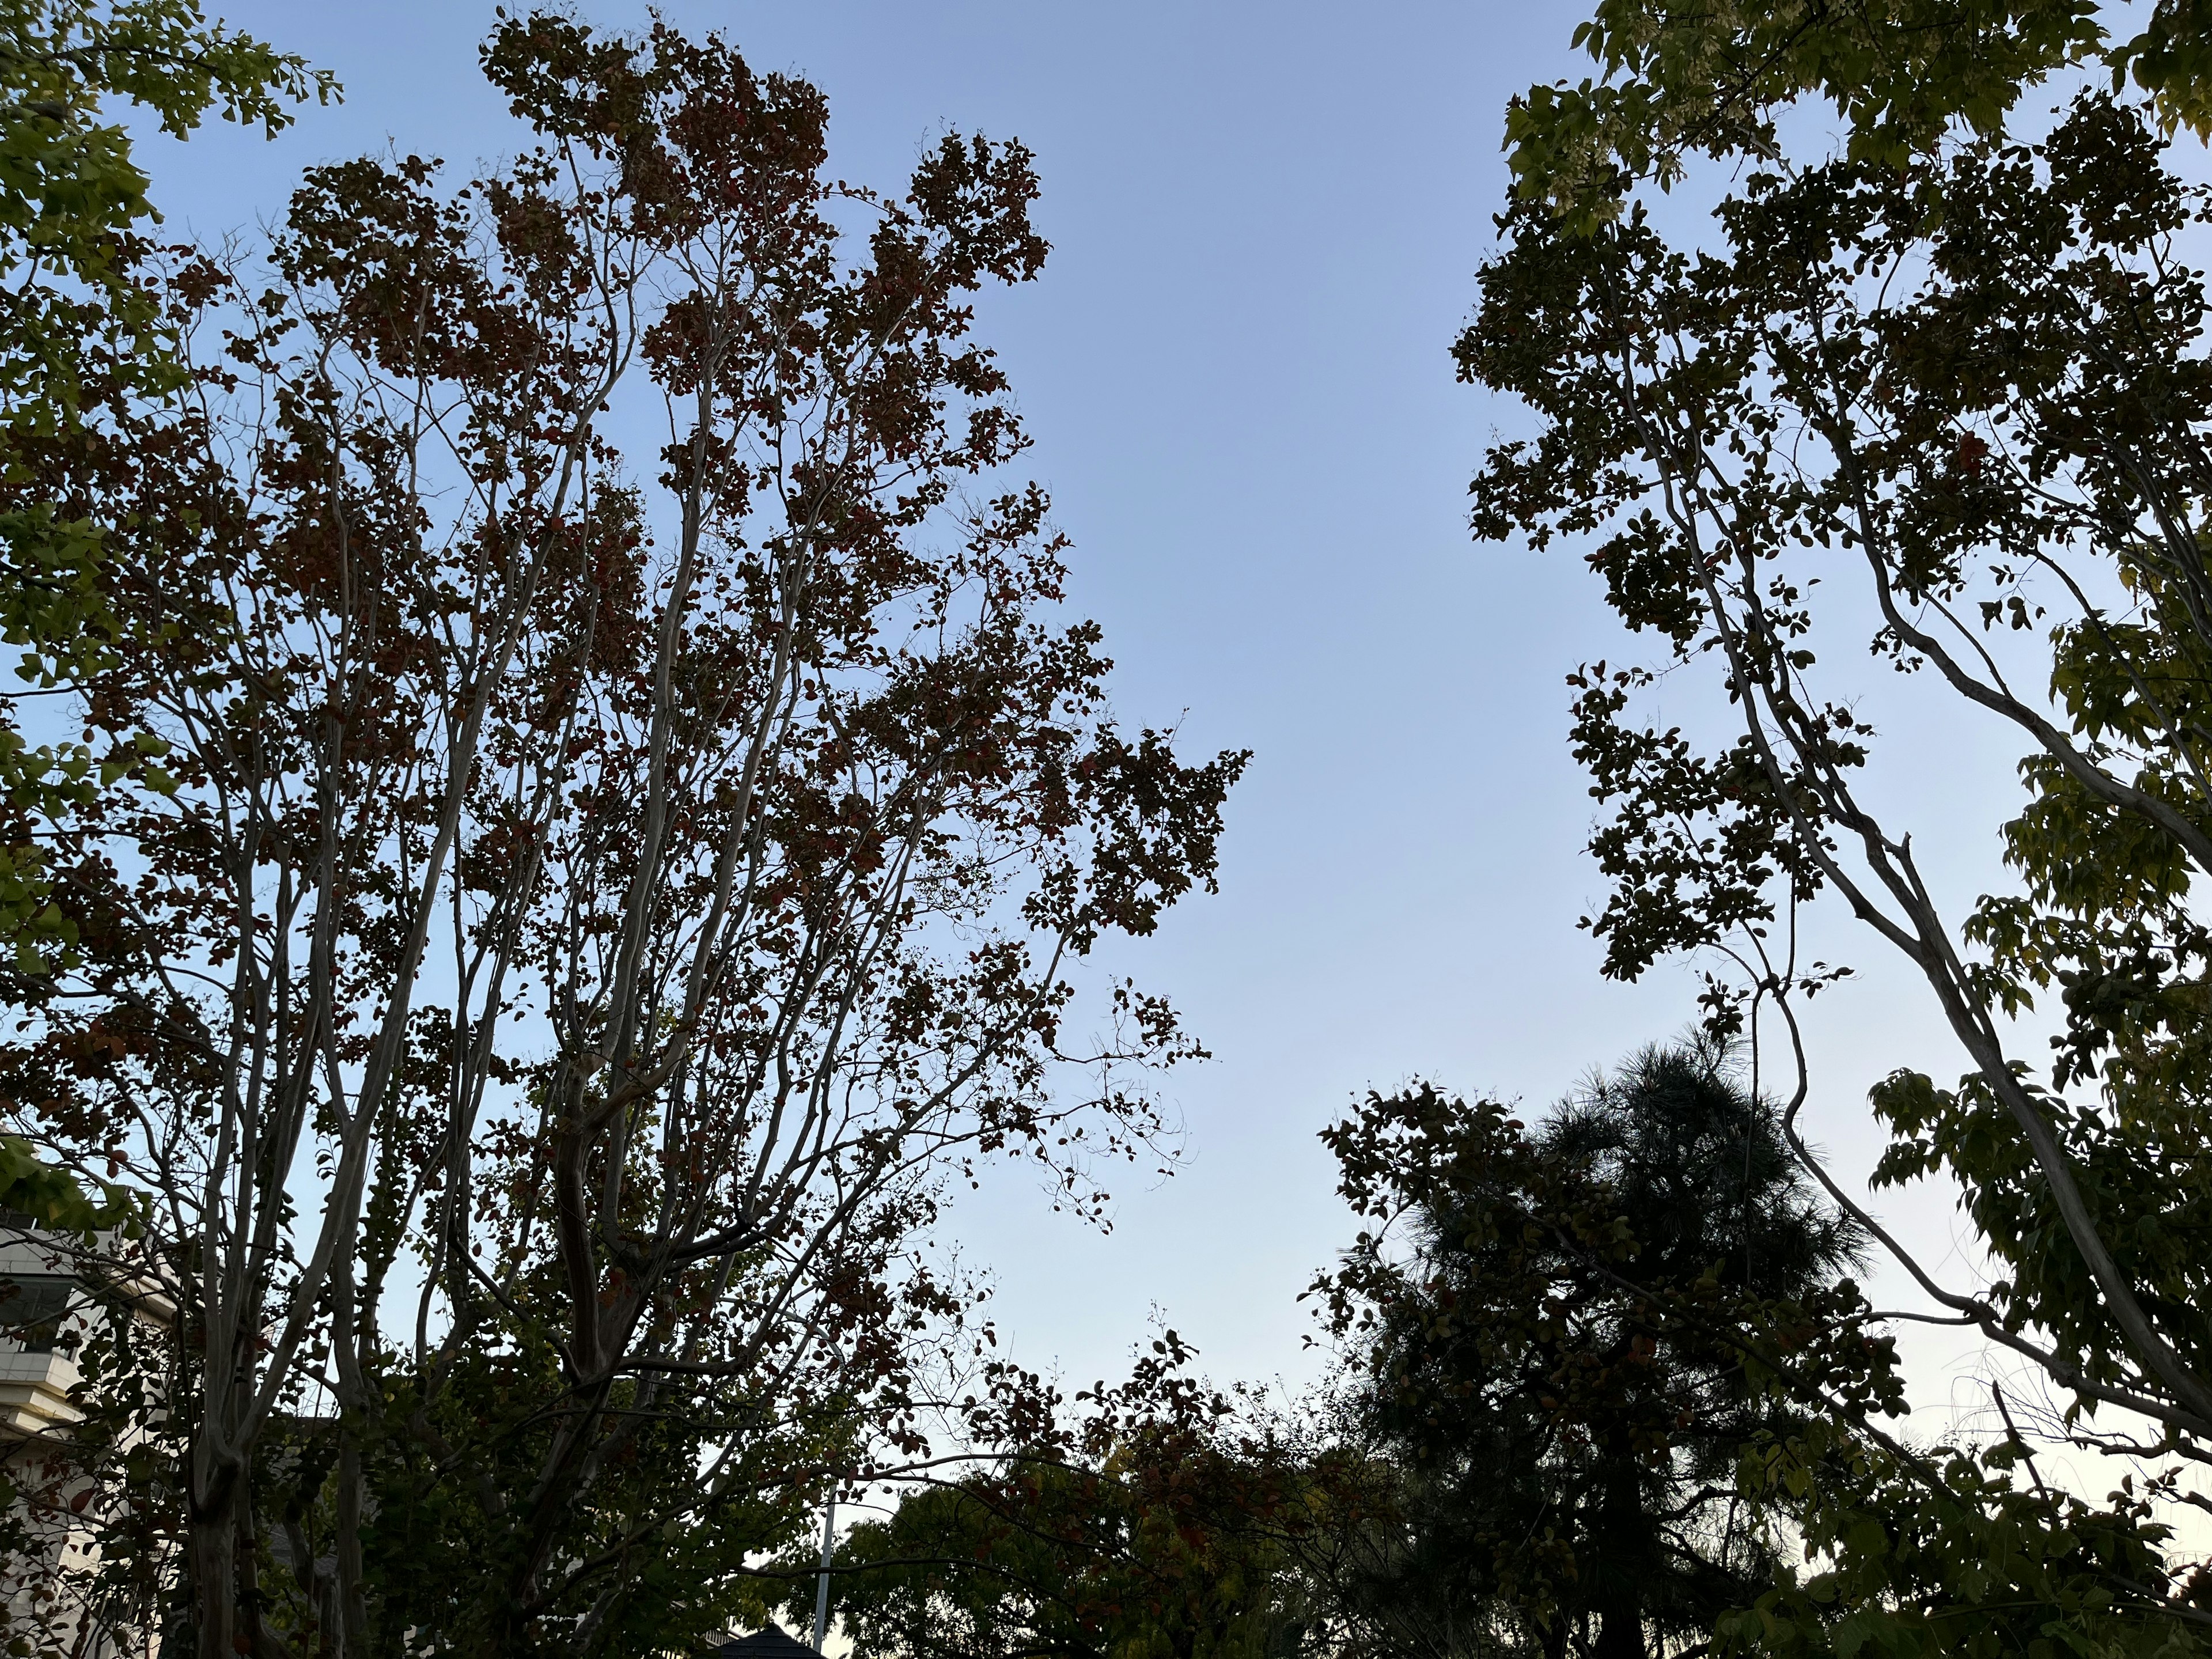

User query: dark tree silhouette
[1312,1038,1877,1659]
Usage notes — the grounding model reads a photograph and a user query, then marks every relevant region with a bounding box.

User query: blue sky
[135,1,2028,1404]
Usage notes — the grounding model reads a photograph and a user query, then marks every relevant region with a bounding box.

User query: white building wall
[0,1225,168,1658]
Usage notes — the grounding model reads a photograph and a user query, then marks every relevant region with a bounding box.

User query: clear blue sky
[138,1,2020,1403]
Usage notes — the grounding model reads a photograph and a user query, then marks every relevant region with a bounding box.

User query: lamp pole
[810,1483,838,1654]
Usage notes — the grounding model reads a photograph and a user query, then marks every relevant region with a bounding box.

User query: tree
[0,0,328,987]
[0,0,322,1238]
[818,1339,1314,1659]
[1308,1041,1884,1659]
[344,1301,855,1656]
[0,7,325,1653]
[0,12,1244,1657]
[1468,10,2212,1653]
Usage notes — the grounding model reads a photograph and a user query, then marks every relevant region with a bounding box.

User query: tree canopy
[1465,3,2212,1657]
[1308,1041,1883,1659]
[0,0,328,983]
[0,11,1242,1656]
[1505,1,2212,229]
[819,1341,1312,1659]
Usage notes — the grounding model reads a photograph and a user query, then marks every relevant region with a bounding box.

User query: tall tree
[0,7,325,1652]
[0,1,325,1205]
[1469,8,2212,1652]
[1309,1041,1881,1659]
[1,13,1244,1657]
[0,0,327,984]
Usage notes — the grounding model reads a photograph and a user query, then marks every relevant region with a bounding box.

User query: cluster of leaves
[270,1328,850,1656]
[0,1,327,975]
[1506,0,2212,231]
[817,1342,1315,1659]
[1717,1418,2198,1659]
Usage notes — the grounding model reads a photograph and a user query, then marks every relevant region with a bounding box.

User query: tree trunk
[1593,1595,1645,1659]
[190,1499,237,1659]
[335,1437,366,1657]
[1590,1464,1647,1659]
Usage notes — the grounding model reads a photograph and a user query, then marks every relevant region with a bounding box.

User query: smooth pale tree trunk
[187,1408,255,1659]
[192,1453,302,1659]
[188,1505,236,1659]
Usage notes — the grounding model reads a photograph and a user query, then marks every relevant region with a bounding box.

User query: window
[0,1275,76,1354]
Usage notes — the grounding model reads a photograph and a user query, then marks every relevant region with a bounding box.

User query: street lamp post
[810,1484,838,1654]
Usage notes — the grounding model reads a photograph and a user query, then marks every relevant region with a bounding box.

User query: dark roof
[707,1626,823,1659]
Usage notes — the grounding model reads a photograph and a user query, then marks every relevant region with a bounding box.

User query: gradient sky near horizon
[132,1,2042,1414]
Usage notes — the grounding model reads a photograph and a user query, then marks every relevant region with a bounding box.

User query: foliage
[0,0,328,972]
[335,1326,843,1656]
[1471,10,2212,1656]
[0,12,1243,1658]
[0,12,321,1654]
[0,1131,127,1232]
[1714,1417,2198,1659]
[1503,0,2212,231]
[1308,1040,1890,1659]
[820,1341,1314,1659]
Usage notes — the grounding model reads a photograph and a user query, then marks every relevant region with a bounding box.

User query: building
[1,1213,172,1657]
[704,1626,828,1659]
